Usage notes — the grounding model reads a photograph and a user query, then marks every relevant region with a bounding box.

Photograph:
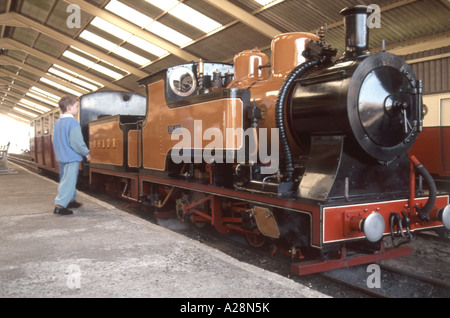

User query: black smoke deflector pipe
[410,155,437,221]
[275,58,320,182]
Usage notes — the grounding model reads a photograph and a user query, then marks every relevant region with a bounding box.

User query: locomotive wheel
[192,219,206,228]
[245,233,266,248]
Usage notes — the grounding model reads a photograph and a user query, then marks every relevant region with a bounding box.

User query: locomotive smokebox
[287,5,422,164]
[341,5,370,58]
[289,53,421,163]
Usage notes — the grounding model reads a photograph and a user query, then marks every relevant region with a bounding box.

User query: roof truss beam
[0,97,42,115]
[0,12,149,79]
[0,82,55,110]
[0,104,34,120]
[0,55,89,95]
[1,38,127,92]
[1,67,66,98]
[204,0,282,38]
[66,0,199,62]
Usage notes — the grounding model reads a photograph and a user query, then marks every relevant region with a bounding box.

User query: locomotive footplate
[322,195,449,245]
[290,242,412,276]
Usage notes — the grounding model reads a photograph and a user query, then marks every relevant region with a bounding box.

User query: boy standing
[53,95,91,215]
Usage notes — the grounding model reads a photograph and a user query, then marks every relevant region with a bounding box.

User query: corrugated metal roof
[186,22,271,62]
[0,0,449,121]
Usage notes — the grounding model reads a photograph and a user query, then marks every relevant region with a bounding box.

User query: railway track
[322,262,450,298]
[9,155,450,298]
[416,230,449,241]
[7,154,38,173]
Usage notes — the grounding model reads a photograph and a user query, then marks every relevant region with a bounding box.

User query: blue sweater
[53,115,89,163]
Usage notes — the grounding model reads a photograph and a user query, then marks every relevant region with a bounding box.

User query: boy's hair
[58,94,78,112]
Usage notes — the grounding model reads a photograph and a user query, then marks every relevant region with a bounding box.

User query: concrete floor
[0,163,329,298]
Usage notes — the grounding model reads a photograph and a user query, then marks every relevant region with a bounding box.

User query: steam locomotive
[31,5,449,275]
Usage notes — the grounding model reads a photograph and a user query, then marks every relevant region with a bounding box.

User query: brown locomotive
[31,6,449,275]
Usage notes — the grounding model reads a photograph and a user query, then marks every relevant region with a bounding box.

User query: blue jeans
[55,162,79,208]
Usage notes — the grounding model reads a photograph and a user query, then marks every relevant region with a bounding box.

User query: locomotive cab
[137,61,251,173]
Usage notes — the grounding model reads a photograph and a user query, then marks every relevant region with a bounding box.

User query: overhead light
[90,17,132,40]
[90,17,169,58]
[13,107,38,117]
[106,0,193,47]
[47,67,99,91]
[19,98,53,112]
[168,3,222,33]
[145,21,192,46]
[16,103,43,114]
[70,46,130,73]
[29,87,60,103]
[127,36,168,58]
[62,50,94,67]
[79,30,151,66]
[50,65,103,91]
[146,0,178,11]
[25,92,59,108]
[254,0,284,7]
[146,0,222,33]
[105,0,153,28]
[79,30,117,51]
[53,65,102,86]
[39,77,83,96]
[62,49,125,80]
[113,46,151,66]
[7,113,30,121]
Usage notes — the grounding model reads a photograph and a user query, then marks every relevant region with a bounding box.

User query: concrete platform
[0,162,329,298]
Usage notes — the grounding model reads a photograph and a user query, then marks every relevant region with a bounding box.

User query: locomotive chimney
[340,5,370,58]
